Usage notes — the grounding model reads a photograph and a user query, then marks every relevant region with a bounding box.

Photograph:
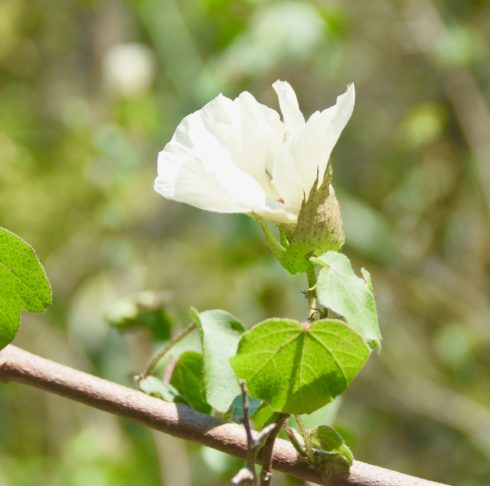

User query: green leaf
[229,394,262,423]
[231,318,369,415]
[312,251,381,350]
[250,403,275,430]
[191,309,245,413]
[300,397,342,429]
[310,425,353,466]
[106,290,173,341]
[0,228,52,350]
[138,376,182,402]
[170,351,211,414]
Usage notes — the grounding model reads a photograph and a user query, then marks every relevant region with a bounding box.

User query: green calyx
[256,169,345,274]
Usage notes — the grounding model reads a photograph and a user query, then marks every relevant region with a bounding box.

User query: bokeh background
[1,0,489,484]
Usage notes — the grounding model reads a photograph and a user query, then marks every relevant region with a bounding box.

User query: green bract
[231,318,369,415]
[191,309,245,413]
[255,172,345,275]
[0,228,52,350]
[312,251,381,350]
[279,173,345,274]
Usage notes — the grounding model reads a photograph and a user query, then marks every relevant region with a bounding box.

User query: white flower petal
[198,91,285,199]
[155,147,296,223]
[272,84,355,212]
[155,113,269,214]
[307,83,355,179]
[155,105,296,225]
[272,80,305,133]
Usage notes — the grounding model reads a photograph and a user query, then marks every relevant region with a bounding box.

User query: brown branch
[0,345,447,486]
[260,413,289,486]
[236,380,257,485]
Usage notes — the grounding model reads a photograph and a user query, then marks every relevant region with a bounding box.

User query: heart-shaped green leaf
[0,228,52,350]
[170,351,211,414]
[191,309,245,413]
[231,318,369,415]
[312,251,381,350]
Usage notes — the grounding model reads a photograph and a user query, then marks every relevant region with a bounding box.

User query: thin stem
[137,322,196,380]
[295,416,313,460]
[239,380,258,485]
[306,265,318,321]
[251,214,286,262]
[284,425,308,460]
[259,413,289,486]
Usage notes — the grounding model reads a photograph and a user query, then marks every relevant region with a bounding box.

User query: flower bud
[278,169,345,274]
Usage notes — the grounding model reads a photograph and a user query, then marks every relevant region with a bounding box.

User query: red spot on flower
[277,197,285,204]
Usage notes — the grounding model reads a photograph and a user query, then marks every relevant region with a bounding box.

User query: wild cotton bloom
[154,81,354,226]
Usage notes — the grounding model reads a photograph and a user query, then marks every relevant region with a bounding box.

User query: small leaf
[312,251,381,350]
[170,351,211,414]
[231,318,369,415]
[310,425,353,466]
[192,309,245,413]
[229,394,262,423]
[106,290,173,341]
[0,228,52,350]
[138,376,181,402]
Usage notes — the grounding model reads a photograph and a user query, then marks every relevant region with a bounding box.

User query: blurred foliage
[1,0,490,485]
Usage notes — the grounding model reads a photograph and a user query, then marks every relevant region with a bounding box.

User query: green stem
[306,265,318,321]
[295,415,313,461]
[137,322,196,381]
[251,214,286,262]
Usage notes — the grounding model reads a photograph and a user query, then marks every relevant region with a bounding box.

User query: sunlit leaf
[231,318,369,414]
[312,251,381,350]
[0,228,52,350]
[300,397,342,429]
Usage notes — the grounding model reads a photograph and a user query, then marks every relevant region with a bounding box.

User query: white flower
[154,81,354,225]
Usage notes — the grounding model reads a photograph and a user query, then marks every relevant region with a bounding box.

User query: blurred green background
[1,0,490,484]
